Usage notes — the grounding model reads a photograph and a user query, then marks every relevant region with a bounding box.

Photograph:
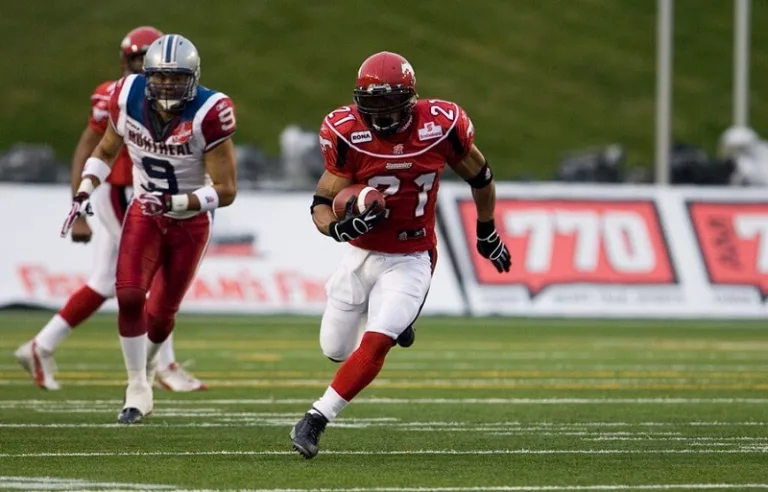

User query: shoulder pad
[92,80,117,99]
[323,105,367,137]
[415,99,463,130]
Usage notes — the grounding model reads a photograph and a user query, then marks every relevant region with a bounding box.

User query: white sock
[120,335,148,388]
[34,315,72,353]
[157,333,175,370]
[310,386,348,422]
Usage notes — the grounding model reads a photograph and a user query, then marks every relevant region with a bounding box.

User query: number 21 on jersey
[368,172,437,218]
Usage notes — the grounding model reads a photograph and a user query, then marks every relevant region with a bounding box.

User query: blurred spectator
[668,142,732,186]
[555,144,625,183]
[718,125,768,186]
[279,125,324,189]
[0,144,66,183]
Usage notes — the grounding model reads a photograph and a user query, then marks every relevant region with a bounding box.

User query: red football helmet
[120,26,163,74]
[353,51,418,136]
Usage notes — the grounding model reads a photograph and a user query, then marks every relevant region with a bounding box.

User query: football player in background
[15,27,207,393]
[61,34,238,423]
[290,52,511,458]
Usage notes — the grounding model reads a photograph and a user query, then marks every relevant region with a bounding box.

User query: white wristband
[192,186,220,211]
[76,178,95,196]
[82,157,111,183]
[170,194,190,212]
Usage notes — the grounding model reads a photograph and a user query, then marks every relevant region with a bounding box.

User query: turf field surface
[0,311,767,491]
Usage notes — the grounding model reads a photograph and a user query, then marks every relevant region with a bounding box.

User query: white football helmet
[143,34,201,111]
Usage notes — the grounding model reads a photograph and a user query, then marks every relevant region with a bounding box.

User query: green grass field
[4,0,768,178]
[0,310,767,491]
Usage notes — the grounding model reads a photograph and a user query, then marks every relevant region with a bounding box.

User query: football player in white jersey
[61,34,238,424]
[15,26,206,393]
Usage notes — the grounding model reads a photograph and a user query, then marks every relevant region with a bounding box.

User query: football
[332,184,386,218]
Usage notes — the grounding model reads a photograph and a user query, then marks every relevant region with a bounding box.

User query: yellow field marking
[2,369,768,381]
[0,340,317,350]
[3,378,768,390]
[232,353,284,362]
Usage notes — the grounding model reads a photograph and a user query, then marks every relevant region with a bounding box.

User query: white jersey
[108,73,236,219]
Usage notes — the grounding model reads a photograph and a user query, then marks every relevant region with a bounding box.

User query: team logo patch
[418,122,443,141]
[350,130,373,144]
[401,60,415,79]
[319,135,333,153]
[393,144,404,155]
[167,121,194,145]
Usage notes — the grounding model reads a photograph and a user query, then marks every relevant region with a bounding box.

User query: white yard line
[1,448,767,459]
[181,486,768,492]
[174,486,768,492]
[0,475,173,490]
[3,479,768,492]
[1,419,765,430]
[2,397,768,407]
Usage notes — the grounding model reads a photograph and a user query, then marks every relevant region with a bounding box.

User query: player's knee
[146,312,174,344]
[319,300,362,361]
[319,328,354,362]
[116,287,146,315]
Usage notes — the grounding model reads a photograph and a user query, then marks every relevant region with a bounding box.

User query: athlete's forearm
[313,205,337,236]
[472,182,495,223]
[79,126,123,191]
[71,128,102,195]
[311,172,352,236]
[169,183,237,212]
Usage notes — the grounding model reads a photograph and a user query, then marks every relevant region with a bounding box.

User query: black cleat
[396,325,415,348]
[117,407,144,425]
[290,411,328,459]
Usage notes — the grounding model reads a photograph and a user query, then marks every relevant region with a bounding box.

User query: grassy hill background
[2,0,768,180]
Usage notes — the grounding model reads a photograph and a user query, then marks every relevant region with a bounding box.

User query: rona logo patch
[350,130,373,144]
[418,122,443,141]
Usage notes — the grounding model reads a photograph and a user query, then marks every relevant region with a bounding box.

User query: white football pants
[320,246,433,361]
[86,183,131,298]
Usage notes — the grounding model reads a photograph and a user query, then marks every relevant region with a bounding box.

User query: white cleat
[157,362,207,392]
[14,340,61,391]
[118,383,154,424]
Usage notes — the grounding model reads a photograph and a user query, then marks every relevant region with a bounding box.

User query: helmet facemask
[145,69,197,112]
[354,87,416,137]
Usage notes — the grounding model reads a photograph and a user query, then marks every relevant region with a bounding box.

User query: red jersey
[89,81,132,186]
[320,99,475,254]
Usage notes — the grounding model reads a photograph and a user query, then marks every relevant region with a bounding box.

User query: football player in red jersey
[290,51,511,459]
[15,26,207,393]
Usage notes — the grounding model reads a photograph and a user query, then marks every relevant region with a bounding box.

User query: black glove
[329,196,385,242]
[476,219,511,273]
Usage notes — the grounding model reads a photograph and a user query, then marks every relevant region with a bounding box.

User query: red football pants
[115,203,211,340]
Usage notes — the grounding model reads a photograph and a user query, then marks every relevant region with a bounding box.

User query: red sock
[330,332,393,401]
[58,286,106,328]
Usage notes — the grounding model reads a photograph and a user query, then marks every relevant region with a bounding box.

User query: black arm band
[310,194,333,214]
[465,162,494,189]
